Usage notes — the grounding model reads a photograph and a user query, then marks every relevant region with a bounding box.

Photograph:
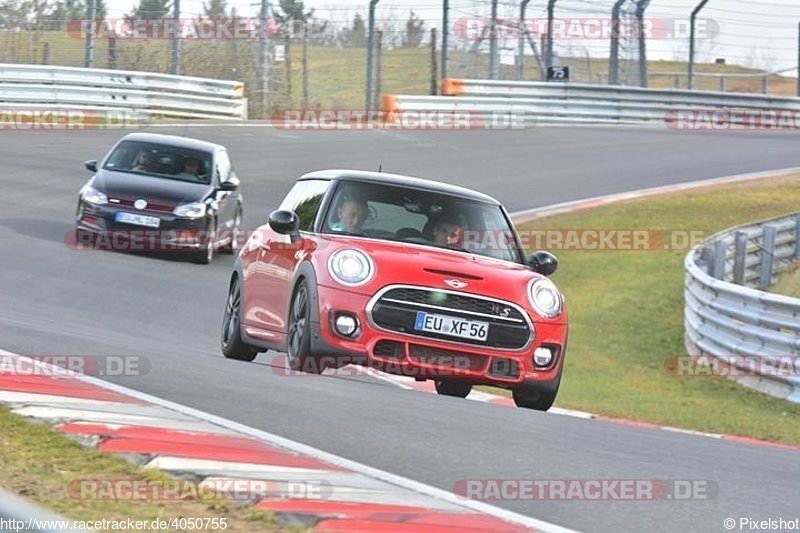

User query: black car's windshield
[103,141,213,185]
[322,181,523,263]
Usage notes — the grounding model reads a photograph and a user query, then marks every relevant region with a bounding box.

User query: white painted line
[0,349,576,533]
[12,406,183,424]
[0,391,127,407]
[146,456,334,477]
[659,426,725,439]
[509,166,800,223]
[548,408,596,420]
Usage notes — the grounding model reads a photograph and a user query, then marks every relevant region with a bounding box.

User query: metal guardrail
[0,64,246,121]
[0,488,92,532]
[684,213,800,403]
[383,78,800,125]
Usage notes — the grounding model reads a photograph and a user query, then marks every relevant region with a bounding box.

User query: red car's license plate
[414,312,488,341]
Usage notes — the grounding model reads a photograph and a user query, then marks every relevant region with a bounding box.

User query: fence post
[430,28,438,95]
[170,0,181,75]
[108,36,117,69]
[795,216,800,260]
[489,0,499,80]
[302,23,309,108]
[701,245,715,277]
[712,239,727,280]
[759,225,777,290]
[83,0,96,68]
[762,75,769,94]
[733,231,748,285]
[688,0,710,90]
[365,0,381,112]
[374,30,383,111]
[41,43,50,65]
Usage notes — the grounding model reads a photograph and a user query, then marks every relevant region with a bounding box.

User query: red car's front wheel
[512,377,561,411]
[287,280,324,374]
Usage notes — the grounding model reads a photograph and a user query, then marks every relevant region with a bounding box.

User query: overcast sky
[103,0,800,74]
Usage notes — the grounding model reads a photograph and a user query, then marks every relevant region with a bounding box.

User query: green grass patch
[0,405,293,532]
[482,174,800,444]
[771,262,800,298]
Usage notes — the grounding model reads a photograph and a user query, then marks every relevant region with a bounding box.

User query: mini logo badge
[134,199,148,210]
[444,279,468,289]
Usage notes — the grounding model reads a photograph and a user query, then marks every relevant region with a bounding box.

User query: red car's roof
[299,169,501,205]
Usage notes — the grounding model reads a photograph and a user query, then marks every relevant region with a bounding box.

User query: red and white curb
[0,350,575,533]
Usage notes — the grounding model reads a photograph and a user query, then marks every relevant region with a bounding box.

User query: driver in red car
[431,212,465,247]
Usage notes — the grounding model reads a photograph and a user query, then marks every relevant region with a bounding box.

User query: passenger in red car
[333,196,369,233]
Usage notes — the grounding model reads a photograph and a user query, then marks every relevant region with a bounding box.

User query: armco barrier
[0,64,246,121]
[384,78,800,125]
[684,213,800,402]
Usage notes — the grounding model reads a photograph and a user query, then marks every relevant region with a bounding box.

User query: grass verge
[482,174,800,444]
[0,405,292,532]
[771,262,800,298]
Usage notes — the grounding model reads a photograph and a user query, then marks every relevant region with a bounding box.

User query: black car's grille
[369,287,532,350]
[110,196,176,215]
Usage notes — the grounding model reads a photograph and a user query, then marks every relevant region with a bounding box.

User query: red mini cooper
[220,170,568,410]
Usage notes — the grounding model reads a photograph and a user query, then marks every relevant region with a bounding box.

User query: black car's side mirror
[269,210,300,242]
[219,175,240,191]
[527,251,558,276]
[85,160,97,172]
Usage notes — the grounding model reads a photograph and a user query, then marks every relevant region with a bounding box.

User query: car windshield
[102,140,213,185]
[322,180,523,263]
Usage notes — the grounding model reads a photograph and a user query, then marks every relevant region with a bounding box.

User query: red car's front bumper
[311,284,567,387]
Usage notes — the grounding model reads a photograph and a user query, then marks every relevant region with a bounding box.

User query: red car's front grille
[110,196,176,214]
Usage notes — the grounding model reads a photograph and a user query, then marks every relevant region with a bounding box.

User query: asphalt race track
[2,125,800,532]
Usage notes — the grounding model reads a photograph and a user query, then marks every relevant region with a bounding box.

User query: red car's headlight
[328,248,375,286]
[528,278,563,318]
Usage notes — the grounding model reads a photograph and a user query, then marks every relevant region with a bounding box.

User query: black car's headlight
[80,184,108,206]
[173,201,207,219]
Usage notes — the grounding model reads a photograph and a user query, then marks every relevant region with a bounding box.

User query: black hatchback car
[76,133,243,264]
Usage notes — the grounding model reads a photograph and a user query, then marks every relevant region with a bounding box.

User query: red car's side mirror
[269,210,300,242]
[527,251,558,276]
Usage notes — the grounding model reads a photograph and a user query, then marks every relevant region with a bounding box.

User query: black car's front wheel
[221,276,259,362]
[220,208,242,254]
[193,221,216,264]
[286,280,324,374]
[434,379,473,398]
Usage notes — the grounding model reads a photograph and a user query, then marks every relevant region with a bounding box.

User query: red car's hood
[311,235,564,322]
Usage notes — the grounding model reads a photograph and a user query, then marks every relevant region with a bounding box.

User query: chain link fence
[1,0,798,118]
